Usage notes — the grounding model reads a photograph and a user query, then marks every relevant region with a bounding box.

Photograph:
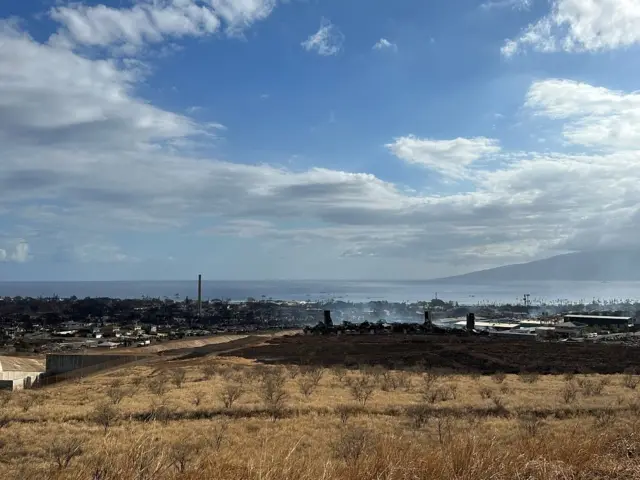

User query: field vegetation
[1,356,640,479]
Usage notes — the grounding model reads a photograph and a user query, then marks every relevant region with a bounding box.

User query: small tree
[261,376,288,420]
[349,375,375,407]
[201,364,218,380]
[148,374,169,397]
[170,368,187,389]
[106,382,126,405]
[49,436,84,469]
[169,436,203,473]
[332,427,369,463]
[219,383,244,408]
[332,367,347,383]
[306,367,323,388]
[561,381,579,404]
[92,402,118,433]
[297,376,316,398]
[406,404,430,430]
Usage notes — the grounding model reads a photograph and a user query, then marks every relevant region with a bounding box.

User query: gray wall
[45,354,137,374]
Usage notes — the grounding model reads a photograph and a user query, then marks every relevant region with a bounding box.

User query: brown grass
[1,355,640,479]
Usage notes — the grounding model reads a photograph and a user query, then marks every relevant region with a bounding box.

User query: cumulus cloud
[502,0,640,57]
[301,18,344,56]
[386,136,501,179]
[526,79,640,149]
[373,38,397,51]
[5,14,640,274]
[49,0,277,53]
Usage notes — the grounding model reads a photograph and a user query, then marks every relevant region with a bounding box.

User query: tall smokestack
[323,310,333,327]
[466,312,475,331]
[197,274,202,320]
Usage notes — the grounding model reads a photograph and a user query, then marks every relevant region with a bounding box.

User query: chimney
[197,274,202,320]
[466,312,475,331]
[323,310,333,327]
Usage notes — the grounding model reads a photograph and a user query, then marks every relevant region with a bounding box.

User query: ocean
[1,280,640,304]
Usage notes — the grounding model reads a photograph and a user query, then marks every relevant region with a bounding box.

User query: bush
[623,372,640,390]
[170,368,187,388]
[406,404,430,429]
[381,371,400,392]
[578,378,606,396]
[287,366,300,379]
[148,373,169,397]
[297,376,316,398]
[492,372,507,384]
[169,435,204,473]
[15,392,41,412]
[49,436,84,469]
[518,414,544,437]
[92,402,118,433]
[561,381,579,404]
[209,422,229,451]
[301,366,323,387]
[519,372,540,384]
[260,375,288,420]
[331,427,369,463]
[106,381,126,405]
[148,399,173,424]
[349,375,375,406]
[335,404,359,425]
[219,383,244,409]
[201,364,218,380]
[479,386,494,400]
[332,367,347,383]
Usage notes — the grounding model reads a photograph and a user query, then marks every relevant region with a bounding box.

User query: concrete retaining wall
[46,354,138,375]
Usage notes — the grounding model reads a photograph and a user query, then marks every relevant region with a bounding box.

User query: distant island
[432,249,640,283]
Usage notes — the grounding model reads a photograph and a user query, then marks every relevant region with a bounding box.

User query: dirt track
[231,334,640,374]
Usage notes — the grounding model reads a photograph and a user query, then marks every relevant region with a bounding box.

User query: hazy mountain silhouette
[433,249,640,283]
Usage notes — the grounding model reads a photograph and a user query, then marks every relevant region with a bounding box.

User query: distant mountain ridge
[433,249,640,283]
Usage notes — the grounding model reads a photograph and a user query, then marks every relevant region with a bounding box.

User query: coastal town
[2,290,640,355]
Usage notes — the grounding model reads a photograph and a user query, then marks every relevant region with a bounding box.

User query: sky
[2,0,640,281]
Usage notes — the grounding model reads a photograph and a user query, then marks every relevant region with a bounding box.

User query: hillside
[434,249,640,283]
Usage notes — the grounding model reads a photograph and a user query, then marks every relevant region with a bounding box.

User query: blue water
[1,280,639,304]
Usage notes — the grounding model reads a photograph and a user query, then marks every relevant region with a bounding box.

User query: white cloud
[5,17,640,273]
[481,0,531,11]
[526,79,640,149]
[49,0,277,53]
[386,136,501,179]
[0,241,29,263]
[373,38,397,52]
[301,18,344,56]
[503,0,640,57]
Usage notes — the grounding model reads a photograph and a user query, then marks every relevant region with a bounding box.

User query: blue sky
[2,0,640,281]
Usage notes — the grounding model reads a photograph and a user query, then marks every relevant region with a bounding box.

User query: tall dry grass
[1,357,640,479]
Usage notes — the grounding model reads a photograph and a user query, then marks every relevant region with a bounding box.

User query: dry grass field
[2,353,640,479]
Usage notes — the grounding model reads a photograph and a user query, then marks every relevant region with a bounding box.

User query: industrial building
[563,314,634,327]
